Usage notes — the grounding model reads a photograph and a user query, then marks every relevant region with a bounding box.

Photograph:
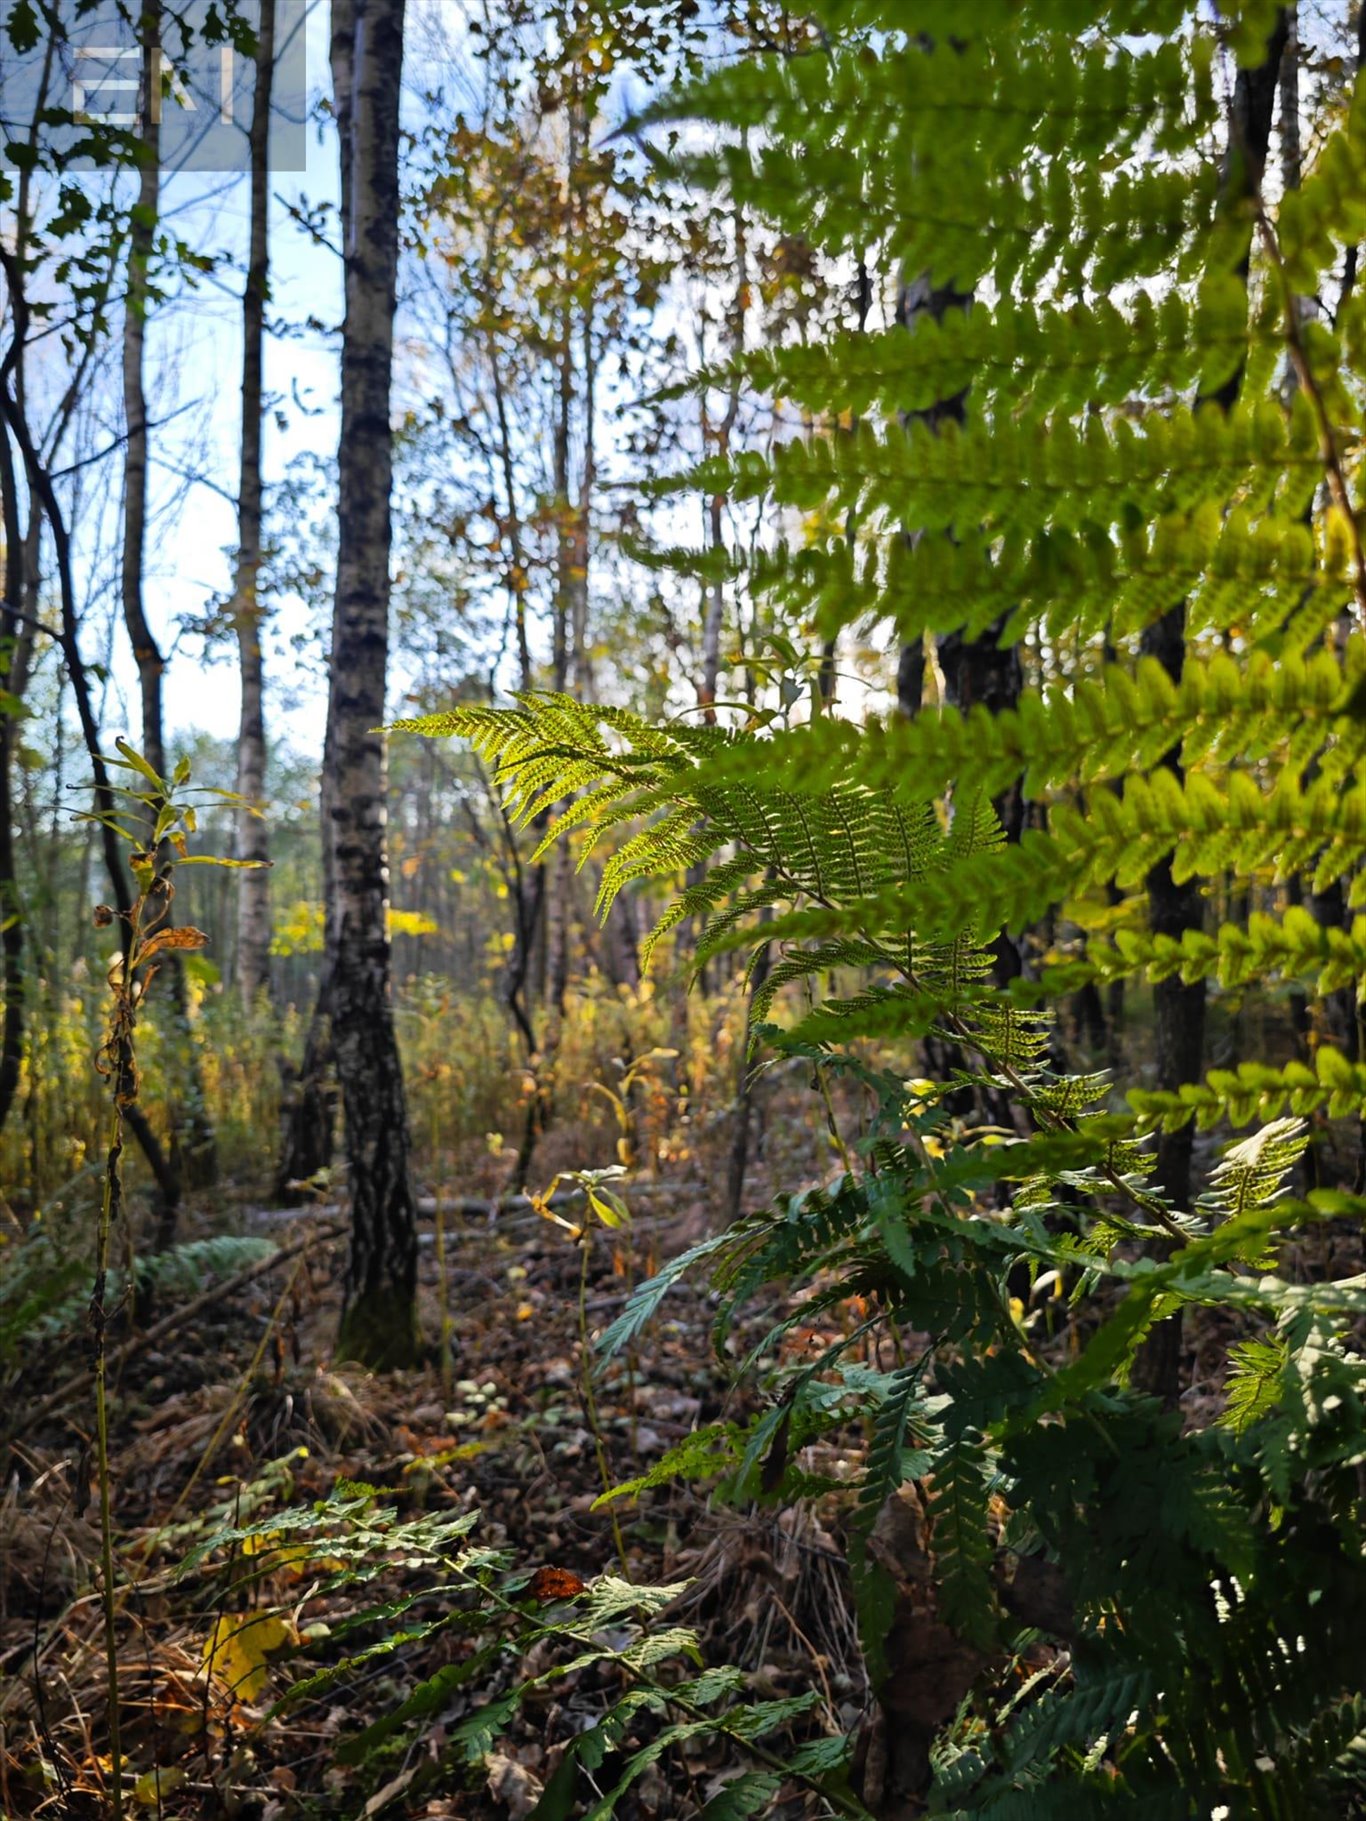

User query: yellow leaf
[589,1188,630,1229]
[241,1528,282,1557]
[389,907,439,938]
[202,1612,295,1702]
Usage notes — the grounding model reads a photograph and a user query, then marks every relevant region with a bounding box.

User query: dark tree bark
[0,240,182,1227]
[725,930,772,1224]
[0,428,27,1139]
[233,0,277,1007]
[1135,8,1288,1400]
[274,973,335,1201]
[120,9,217,1200]
[327,0,420,1369]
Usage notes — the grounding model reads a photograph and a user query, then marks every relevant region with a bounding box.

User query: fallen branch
[9,1220,345,1439]
[249,1180,695,1229]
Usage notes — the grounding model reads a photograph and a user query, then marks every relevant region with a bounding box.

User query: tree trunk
[0,426,27,1139]
[277,763,338,1200]
[1134,9,1287,1400]
[274,973,336,1200]
[121,9,217,1196]
[233,0,276,1008]
[725,930,772,1224]
[0,242,183,1230]
[327,0,419,1370]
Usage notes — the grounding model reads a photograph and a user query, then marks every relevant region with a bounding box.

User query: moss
[335,1283,422,1371]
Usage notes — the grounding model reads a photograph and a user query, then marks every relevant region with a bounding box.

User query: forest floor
[8,1097,1361,1821]
[1,1125,868,1821]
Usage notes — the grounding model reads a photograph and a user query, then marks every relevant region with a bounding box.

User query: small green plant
[530,1164,636,1568]
[76,740,265,1820]
[169,1466,856,1817]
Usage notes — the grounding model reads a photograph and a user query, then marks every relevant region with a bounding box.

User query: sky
[104,0,509,766]
[133,0,342,760]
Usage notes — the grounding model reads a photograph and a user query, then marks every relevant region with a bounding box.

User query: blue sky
[104,0,341,760]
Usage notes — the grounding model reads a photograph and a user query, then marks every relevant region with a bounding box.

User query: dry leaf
[527,1566,586,1603]
[137,927,208,964]
[485,1752,544,1820]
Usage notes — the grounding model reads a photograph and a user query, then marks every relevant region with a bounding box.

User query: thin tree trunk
[1,224,183,1225]
[233,0,277,1008]
[277,762,338,1198]
[546,285,575,1020]
[274,971,335,1200]
[487,340,547,1054]
[328,0,419,1369]
[121,18,165,783]
[120,10,217,1199]
[0,427,27,1138]
[684,205,748,1005]
[699,203,747,721]
[726,931,772,1223]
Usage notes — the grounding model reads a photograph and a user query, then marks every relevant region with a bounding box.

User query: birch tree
[327,0,419,1367]
[232,0,277,1006]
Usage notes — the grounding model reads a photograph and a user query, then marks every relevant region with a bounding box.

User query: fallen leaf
[485,1751,544,1820]
[527,1566,586,1603]
[364,1765,421,1817]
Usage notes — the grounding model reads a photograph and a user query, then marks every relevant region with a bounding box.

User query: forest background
[5,0,1366,1817]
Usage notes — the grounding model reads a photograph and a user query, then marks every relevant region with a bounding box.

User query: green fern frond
[927,1441,999,1649]
[1219,1337,1289,1435]
[1278,71,1366,291]
[1130,1047,1366,1131]
[1203,1119,1307,1223]
[1038,904,1366,999]
[695,1772,782,1819]
[677,643,1362,808]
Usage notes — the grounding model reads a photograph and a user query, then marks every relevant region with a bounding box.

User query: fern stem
[93,1102,125,1821]
[578,1229,629,1573]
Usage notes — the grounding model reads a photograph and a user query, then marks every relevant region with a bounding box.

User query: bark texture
[327,0,420,1370]
[233,0,276,1007]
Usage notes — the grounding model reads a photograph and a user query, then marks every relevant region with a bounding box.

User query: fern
[1220,1337,1290,1436]
[925,1443,999,1650]
[27,1233,277,1343]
